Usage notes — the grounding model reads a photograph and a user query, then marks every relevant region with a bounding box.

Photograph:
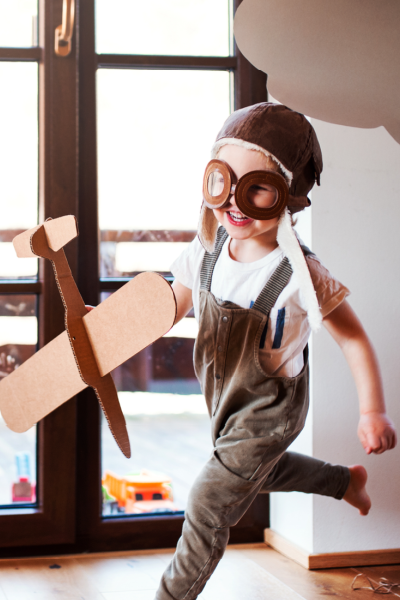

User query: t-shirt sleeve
[306,254,350,318]
[170,235,205,290]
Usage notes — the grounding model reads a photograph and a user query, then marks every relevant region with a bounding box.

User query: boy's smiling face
[213,144,282,244]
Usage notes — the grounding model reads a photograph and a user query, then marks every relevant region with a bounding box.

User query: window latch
[55,0,75,57]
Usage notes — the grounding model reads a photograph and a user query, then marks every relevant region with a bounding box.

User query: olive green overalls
[156,229,350,600]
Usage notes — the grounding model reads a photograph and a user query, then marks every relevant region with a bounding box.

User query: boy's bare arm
[323,300,397,455]
[172,280,194,324]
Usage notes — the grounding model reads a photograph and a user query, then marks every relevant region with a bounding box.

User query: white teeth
[228,212,247,222]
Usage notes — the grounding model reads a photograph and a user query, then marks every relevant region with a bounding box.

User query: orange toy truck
[102,469,179,514]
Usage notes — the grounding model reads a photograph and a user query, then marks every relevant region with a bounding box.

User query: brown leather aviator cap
[213,102,323,212]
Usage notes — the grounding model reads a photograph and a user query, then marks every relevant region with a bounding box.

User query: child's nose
[229,183,237,205]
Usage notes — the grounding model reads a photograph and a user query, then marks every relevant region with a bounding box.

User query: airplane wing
[0,331,86,432]
[0,272,176,433]
[83,272,176,377]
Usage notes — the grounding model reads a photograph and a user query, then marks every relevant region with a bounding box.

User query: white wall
[269,400,314,553]
[270,120,400,554]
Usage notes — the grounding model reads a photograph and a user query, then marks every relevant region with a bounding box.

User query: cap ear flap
[197,202,219,253]
[287,194,311,214]
[277,208,322,332]
[312,130,323,186]
[313,153,322,186]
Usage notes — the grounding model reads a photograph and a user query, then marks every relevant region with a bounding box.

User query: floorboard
[0,544,398,600]
[353,565,400,598]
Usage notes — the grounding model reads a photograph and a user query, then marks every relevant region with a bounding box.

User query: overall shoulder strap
[252,257,293,316]
[200,227,228,291]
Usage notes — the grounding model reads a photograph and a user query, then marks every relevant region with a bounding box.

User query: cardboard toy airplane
[0,216,177,458]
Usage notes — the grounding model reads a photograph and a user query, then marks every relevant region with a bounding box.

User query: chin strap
[277,208,322,332]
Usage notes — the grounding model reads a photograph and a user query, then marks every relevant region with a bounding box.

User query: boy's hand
[85,305,95,312]
[358,412,397,455]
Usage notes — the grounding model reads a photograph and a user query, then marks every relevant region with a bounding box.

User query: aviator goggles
[202,159,289,221]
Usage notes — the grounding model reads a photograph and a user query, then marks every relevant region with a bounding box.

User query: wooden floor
[0,543,398,600]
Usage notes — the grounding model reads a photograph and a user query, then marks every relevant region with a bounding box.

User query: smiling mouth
[227,211,252,225]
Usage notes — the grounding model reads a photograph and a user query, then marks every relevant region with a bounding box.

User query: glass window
[100,292,212,517]
[114,242,191,274]
[0,294,37,507]
[0,62,38,279]
[97,69,230,277]
[0,0,266,549]
[98,3,233,519]
[96,0,231,57]
[0,0,38,48]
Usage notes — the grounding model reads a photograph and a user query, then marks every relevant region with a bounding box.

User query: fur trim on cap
[277,208,322,332]
[198,201,219,253]
[211,138,293,186]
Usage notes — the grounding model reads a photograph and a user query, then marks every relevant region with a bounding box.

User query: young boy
[154,103,397,600]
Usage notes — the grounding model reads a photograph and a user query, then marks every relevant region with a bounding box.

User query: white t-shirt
[171,233,349,377]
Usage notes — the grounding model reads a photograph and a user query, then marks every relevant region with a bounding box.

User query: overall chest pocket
[259,307,290,350]
[255,307,293,378]
[271,306,288,349]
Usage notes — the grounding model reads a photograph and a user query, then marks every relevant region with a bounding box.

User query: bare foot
[343,465,371,515]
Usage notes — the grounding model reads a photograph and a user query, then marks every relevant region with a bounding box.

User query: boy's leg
[260,451,350,499]
[155,450,267,600]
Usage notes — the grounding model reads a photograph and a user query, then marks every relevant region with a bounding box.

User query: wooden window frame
[0,0,78,554]
[0,0,270,557]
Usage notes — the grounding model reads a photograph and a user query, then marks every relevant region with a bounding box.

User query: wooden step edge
[264,528,400,570]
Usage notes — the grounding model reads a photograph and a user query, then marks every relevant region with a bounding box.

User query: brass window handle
[55,0,75,57]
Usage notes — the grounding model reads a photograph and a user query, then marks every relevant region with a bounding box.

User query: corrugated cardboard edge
[13,225,41,258]
[6,220,176,446]
[29,222,90,391]
[30,222,131,457]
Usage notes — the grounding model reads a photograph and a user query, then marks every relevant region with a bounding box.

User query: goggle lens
[246,183,278,209]
[207,169,225,198]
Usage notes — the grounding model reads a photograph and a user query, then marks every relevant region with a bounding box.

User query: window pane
[96,0,231,57]
[97,69,230,277]
[0,0,38,48]
[101,292,212,517]
[0,63,38,279]
[0,295,37,507]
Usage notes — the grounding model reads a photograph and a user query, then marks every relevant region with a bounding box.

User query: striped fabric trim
[200,227,229,291]
[200,227,293,320]
[252,257,293,316]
